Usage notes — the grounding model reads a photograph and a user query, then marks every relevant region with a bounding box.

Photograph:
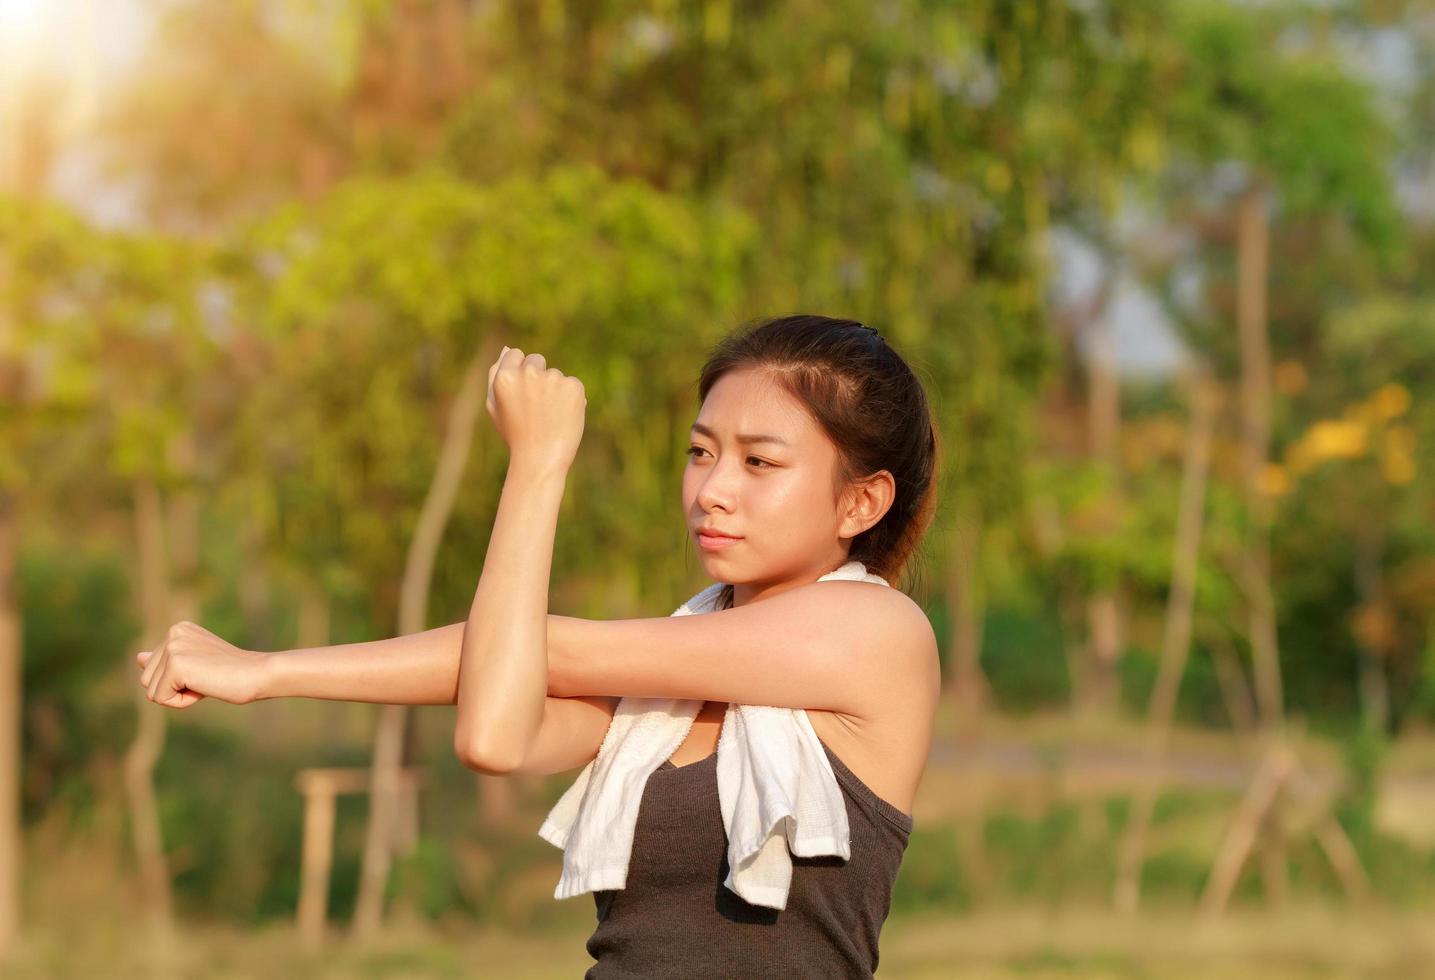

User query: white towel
[537,559,891,910]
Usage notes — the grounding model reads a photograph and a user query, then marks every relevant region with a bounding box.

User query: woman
[137,314,942,977]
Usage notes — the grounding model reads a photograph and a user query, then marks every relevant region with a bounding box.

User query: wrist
[254,650,281,700]
[508,454,571,484]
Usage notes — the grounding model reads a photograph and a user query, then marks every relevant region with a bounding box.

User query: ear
[838,470,896,540]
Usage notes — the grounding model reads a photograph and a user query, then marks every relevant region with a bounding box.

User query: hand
[486,345,587,474]
[135,621,267,708]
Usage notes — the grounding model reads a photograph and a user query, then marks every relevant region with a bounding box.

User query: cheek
[753,475,810,514]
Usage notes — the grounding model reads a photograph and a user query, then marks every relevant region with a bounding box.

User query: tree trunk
[237,506,274,656]
[296,577,331,651]
[946,498,992,741]
[351,346,490,939]
[122,476,176,961]
[1082,294,1126,717]
[1235,180,1288,905]
[1113,364,1218,913]
[1209,630,1258,737]
[1236,183,1283,731]
[166,432,202,624]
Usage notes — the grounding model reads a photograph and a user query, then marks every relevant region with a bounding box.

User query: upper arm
[466,694,618,776]
[549,582,938,719]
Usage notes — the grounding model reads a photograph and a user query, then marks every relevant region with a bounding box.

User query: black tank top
[583,736,913,978]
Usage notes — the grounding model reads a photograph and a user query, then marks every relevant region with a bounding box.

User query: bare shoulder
[808,579,933,636]
[808,580,940,701]
[806,581,939,817]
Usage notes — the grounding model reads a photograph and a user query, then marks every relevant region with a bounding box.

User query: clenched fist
[487,345,587,475]
[135,621,266,708]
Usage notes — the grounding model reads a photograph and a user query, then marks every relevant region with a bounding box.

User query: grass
[8,904,1435,979]
[13,704,1434,977]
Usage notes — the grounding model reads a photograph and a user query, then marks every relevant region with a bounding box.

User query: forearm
[259,621,468,704]
[256,615,583,706]
[454,460,568,767]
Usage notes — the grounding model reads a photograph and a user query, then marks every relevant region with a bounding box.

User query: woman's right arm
[138,616,581,707]
[260,617,599,706]
[264,620,618,774]
[139,617,617,775]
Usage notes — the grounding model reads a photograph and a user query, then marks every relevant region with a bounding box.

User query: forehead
[692,369,816,443]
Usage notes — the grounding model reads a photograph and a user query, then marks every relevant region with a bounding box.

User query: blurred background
[3,0,1435,977]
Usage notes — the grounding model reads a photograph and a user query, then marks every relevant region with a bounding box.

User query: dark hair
[694,314,940,609]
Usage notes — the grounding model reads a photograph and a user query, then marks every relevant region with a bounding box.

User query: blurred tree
[1111,0,1402,913]
[229,163,752,934]
[1154,0,1400,733]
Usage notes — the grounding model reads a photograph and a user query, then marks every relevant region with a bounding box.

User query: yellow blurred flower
[1381,447,1416,486]
[1305,419,1367,460]
[1259,462,1290,497]
[1370,382,1410,421]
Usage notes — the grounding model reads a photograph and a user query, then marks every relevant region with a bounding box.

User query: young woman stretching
[136,313,942,977]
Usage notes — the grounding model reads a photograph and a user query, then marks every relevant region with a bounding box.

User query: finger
[524,352,547,371]
[140,640,165,690]
[140,634,169,689]
[154,683,186,708]
[159,678,197,709]
[487,351,505,413]
[147,661,168,704]
[492,345,523,379]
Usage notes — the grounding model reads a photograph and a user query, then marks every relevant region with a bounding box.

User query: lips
[696,529,742,551]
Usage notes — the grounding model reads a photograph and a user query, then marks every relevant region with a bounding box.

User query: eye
[685,446,774,468]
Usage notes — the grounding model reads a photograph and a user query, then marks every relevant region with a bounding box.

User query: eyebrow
[689,422,791,448]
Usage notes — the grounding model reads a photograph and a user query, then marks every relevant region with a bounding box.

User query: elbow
[453,728,521,776]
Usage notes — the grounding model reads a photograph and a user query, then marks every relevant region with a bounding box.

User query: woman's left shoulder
[816,580,935,648]
[810,581,940,691]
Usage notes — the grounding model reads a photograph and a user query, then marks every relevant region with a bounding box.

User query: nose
[693,456,739,515]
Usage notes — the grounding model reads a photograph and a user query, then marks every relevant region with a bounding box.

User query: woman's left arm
[452,346,587,772]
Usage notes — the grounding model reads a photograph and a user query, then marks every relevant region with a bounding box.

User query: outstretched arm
[141,611,572,709]
[259,621,468,705]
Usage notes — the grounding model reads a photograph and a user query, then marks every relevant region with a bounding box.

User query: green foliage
[1334,725,1385,848]
[388,836,468,922]
[1159,1,1401,258]
[889,824,972,915]
[981,604,1072,710]
[156,724,306,920]
[12,0,1435,931]
[18,544,138,821]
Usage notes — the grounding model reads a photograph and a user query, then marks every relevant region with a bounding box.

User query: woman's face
[682,366,892,607]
